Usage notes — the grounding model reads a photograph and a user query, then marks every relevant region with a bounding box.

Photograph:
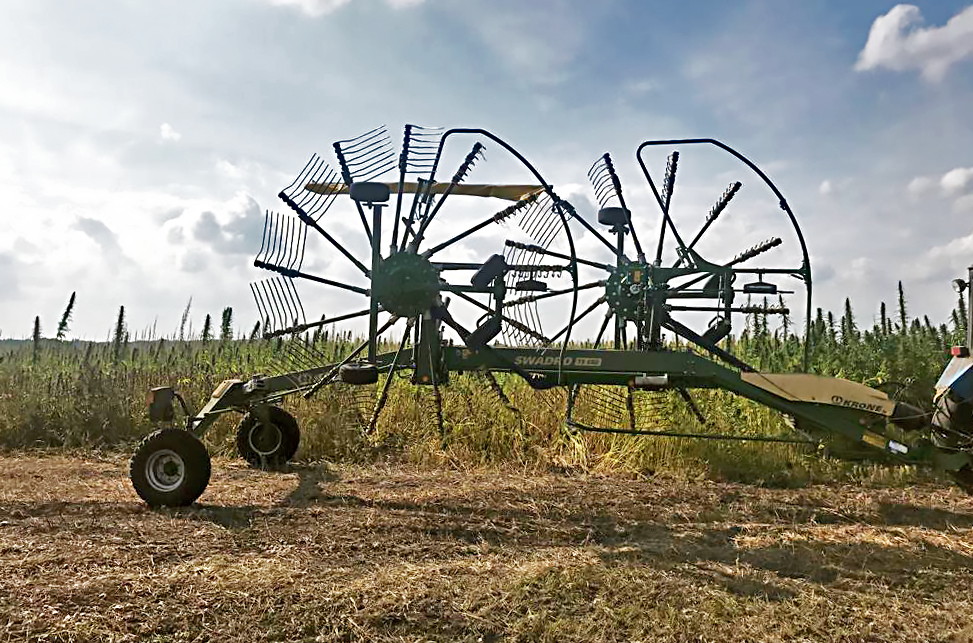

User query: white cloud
[907,175,934,197]
[449,1,591,86]
[855,4,973,82]
[912,229,973,282]
[159,122,182,142]
[265,0,423,16]
[955,194,973,213]
[941,167,973,196]
[267,0,351,17]
[819,180,832,195]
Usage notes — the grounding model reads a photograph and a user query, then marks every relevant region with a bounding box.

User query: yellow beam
[306,182,545,202]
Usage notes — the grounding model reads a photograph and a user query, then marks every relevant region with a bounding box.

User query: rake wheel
[564,140,812,434]
[250,125,579,439]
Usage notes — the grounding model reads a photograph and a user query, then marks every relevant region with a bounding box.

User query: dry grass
[1,454,973,642]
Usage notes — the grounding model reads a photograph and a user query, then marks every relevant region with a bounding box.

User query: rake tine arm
[265,212,282,266]
[602,153,645,262]
[412,142,485,251]
[482,370,520,416]
[280,194,370,276]
[367,318,416,435]
[503,240,613,271]
[675,181,742,268]
[303,314,401,399]
[392,124,413,250]
[640,151,690,264]
[333,143,373,244]
[449,290,551,344]
[252,260,369,296]
[262,308,372,339]
[668,238,785,293]
[592,309,614,349]
[662,317,755,372]
[557,200,619,256]
[545,296,607,345]
[677,388,707,425]
[422,193,538,259]
[503,280,604,307]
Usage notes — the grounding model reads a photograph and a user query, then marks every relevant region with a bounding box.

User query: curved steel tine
[275,213,291,268]
[269,214,285,268]
[252,282,274,333]
[260,280,285,332]
[288,219,307,271]
[282,214,296,270]
[256,210,272,262]
[282,155,323,201]
[343,137,393,165]
[280,154,318,195]
[280,277,301,328]
[250,282,268,332]
[352,153,396,179]
[525,198,562,250]
[283,215,298,269]
[302,167,343,220]
[297,162,336,206]
[359,161,397,182]
[333,124,388,149]
[299,165,338,206]
[264,279,286,330]
[282,277,307,325]
[272,277,298,328]
[276,277,300,329]
[294,224,308,271]
[266,213,282,266]
[284,214,297,267]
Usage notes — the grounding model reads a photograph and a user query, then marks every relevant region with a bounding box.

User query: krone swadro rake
[130,124,973,506]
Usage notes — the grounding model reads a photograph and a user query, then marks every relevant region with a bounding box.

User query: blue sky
[1,0,972,340]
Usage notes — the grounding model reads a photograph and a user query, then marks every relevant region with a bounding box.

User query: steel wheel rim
[145,449,185,492]
[249,423,283,457]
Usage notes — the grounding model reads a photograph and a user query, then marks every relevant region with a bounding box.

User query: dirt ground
[1,454,973,642]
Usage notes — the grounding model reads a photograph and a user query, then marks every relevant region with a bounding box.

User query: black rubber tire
[235,406,300,468]
[339,362,379,385]
[130,428,211,507]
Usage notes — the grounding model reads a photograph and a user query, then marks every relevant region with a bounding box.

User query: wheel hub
[145,449,185,492]
[371,252,440,317]
[605,263,656,322]
[249,424,283,456]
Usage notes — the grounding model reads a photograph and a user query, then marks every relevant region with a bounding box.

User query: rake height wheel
[235,406,301,468]
[250,124,578,437]
[130,428,211,507]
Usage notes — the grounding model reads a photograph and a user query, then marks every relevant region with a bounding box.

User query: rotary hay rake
[131,124,973,506]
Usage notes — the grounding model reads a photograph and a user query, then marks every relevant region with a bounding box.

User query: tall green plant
[55,292,76,341]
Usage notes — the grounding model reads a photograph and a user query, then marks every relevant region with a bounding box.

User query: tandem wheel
[130,428,212,507]
[235,406,301,468]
